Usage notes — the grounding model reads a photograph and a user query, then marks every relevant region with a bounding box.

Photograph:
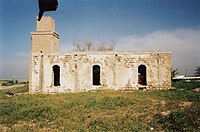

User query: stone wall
[29,51,171,93]
[29,16,171,93]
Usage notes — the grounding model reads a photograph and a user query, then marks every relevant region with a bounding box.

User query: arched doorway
[138,65,147,85]
[53,65,60,86]
[93,65,101,85]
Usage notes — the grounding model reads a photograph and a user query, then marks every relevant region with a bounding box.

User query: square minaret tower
[31,16,59,53]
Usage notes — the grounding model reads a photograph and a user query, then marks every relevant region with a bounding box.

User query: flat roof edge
[31,50,171,55]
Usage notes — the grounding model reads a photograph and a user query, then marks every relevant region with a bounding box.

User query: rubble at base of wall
[30,86,172,93]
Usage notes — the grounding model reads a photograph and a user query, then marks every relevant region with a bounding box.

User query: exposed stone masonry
[29,17,171,93]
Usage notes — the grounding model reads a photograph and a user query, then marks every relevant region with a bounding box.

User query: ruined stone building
[29,17,171,93]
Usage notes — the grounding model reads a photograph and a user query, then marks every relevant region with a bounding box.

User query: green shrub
[0,85,29,95]
[12,85,29,93]
[15,80,18,84]
[1,83,7,86]
[172,81,200,90]
[1,81,14,86]
[152,111,200,131]
[158,89,200,102]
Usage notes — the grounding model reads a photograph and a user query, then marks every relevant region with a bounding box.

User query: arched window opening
[93,65,101,85]
[138,65,147,85]
[53,65,60,86]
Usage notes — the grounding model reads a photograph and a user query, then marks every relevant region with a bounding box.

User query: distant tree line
[1,80,29,86]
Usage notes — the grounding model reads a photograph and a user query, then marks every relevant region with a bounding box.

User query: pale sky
[0,0,200,79]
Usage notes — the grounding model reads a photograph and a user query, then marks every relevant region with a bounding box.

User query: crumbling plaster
[29,16,171,93]
[30,51,171,93]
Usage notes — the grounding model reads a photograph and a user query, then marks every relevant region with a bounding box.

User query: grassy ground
[0,83,199,131]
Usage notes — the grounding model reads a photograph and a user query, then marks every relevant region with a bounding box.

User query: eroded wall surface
[29,17,171,93]
[29,51,171,93]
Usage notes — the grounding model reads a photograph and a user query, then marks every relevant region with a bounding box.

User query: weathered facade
[29,17,171,93]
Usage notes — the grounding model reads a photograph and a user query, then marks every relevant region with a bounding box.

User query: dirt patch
[179,101,192,108]
[0,84,26,90]
[152,99,166,107]
[161,110,171,116]
[193,87,200,92]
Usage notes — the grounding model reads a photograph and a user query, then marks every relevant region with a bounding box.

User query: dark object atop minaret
[38,0,58,21]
